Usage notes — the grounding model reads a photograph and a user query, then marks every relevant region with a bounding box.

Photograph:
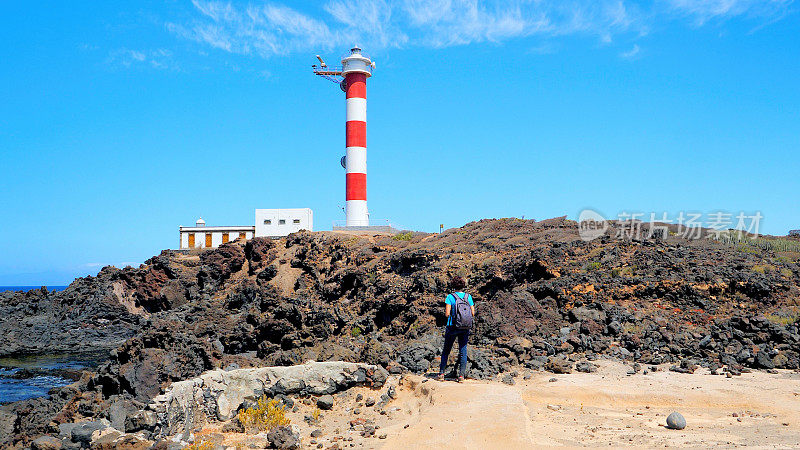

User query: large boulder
[316,395,334,410]
[70,421,109,446]
[148,361,388,437]
[544,357,573,374]
[398,338,439,373]
[569,307,606,324]
[124,411,157,433]
[267,425,301,449]
[90,429,153,450]
[106,397,142,432]
[31,436,62,450]
[755,351,775,369]
[772,353,789,368]
[245,238,278,275]
[466,347,502,380]
[198,243,246,289]
[666,412,686,430]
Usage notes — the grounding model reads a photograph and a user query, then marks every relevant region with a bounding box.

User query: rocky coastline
[1,217,799,448]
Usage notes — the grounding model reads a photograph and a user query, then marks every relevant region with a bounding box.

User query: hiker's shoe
[457,375,465,383]
[436,373,445,381]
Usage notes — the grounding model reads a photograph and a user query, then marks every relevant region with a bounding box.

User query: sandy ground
[201,360,800,449]
[383,361,800,449]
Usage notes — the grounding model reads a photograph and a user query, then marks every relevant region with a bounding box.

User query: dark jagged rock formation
[1,218,799,447]
[0,274,142,356]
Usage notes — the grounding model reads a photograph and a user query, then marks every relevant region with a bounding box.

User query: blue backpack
[451,292,473,329]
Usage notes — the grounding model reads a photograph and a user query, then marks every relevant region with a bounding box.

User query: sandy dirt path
[381,361,800,449]
[381,379,535,449]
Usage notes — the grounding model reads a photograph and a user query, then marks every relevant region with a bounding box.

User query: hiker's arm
[471,305,475,316]
[445,303,451,318]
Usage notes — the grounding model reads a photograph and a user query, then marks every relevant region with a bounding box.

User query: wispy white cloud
[107,48,176,69]
[324,0,408,48]
[528,42,559,55]
[665,0,794,25]
[167,1,338,57]
[168,0,795,58]
[620,43,641,58]
[191,0,239,22]
[397,0,530,46]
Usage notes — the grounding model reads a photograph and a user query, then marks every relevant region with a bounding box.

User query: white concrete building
[255,208,313,238]
[179,218,254,249]
[179,209,313,249]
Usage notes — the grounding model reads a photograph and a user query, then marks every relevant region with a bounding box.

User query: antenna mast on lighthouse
[313,47,375,227]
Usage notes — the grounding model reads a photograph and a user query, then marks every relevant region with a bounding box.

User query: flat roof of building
[179,226,255,232]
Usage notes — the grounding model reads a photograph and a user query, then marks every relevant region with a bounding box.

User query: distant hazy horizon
[0,286,69,293]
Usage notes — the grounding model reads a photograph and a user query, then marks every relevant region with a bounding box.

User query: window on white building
[293,219,300,224]
[264,219,271,225]
[279,219,286,225]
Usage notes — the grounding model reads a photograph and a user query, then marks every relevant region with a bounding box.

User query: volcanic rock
[545,357,573,374]
[124,410,157,433]
[70,421,108,446]
[755,351,775,369]
[666,412,687,430]
[147,361,386,437]
[31,435,62,450]
[267,425,301,449]
[317,395,334,410]
[575,361,598,373]
[3,219,800,447]
[397,341,438,373]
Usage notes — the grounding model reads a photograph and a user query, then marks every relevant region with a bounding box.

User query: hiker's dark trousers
[440,326,469,376]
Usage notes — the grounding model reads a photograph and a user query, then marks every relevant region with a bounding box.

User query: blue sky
[1,0,798,284]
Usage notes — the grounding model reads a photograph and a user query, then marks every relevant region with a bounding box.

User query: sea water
[0,286,97,404]
[0,353,105,404]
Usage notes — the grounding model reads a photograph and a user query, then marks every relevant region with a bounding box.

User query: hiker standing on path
[438,276,475,382]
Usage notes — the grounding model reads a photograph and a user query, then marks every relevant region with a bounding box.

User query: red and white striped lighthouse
[342,47,372,226]
[313,47,375,227]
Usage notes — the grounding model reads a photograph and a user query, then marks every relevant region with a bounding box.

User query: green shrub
[752,264,775,274]
[764,311,800,326]
[718,233,800,253]
[585,261,602,272]
[393,232,413,241]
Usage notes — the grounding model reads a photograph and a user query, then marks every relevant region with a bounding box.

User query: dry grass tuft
[718,234,800,254]
[237,396,291,434]
[752,264,775,274]
[585,261,602,272]
[764,308,800,326]
[184,441,214,450]
[393,231,413,241]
